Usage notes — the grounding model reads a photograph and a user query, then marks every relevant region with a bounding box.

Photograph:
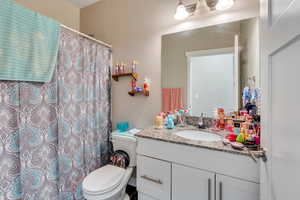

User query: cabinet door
[216,174,259,200]
[172,164,215,200]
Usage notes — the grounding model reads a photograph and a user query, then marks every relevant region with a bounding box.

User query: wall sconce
[174,0,235,20]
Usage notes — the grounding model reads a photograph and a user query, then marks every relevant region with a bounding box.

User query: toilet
[83,133,137,200]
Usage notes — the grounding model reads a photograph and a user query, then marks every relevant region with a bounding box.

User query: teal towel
[0,0,60,82]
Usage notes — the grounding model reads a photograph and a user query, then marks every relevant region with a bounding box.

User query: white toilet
[83,134,137,200]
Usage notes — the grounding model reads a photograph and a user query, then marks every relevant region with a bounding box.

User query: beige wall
[162,22,241,105]
[80,0,259,128]
[13,0,80,30]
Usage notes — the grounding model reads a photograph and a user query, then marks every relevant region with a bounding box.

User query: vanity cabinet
[172,164,214,200]
[136,137,260,200]
[137,154,259,200]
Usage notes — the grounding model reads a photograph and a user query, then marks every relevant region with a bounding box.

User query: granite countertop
[135,125,262,158]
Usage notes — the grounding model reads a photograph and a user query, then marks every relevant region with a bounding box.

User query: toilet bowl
[83,165,133,200]
[83,133,137,200]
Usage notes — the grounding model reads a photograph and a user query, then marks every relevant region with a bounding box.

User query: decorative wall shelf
[128,90,150,97]
[112,72,149,97]
[112,72,138,81]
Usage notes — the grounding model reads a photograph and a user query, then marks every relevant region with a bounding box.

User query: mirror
[161,18,260,117]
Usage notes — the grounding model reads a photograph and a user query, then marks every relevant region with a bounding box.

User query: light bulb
[216,0,234,11]
[174,2,189,20]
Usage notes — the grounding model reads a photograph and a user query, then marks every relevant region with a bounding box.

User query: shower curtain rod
[60,24,112,49]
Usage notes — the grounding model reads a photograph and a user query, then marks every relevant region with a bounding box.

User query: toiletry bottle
[155,115,164,129]
[218,108,225,129]
[117,63,121,74]
[120,62,125,74]
[132,60,138,73]
[178,109,185,127]
[144,77,150,91]
[131,79,137,92]
[143,77,150,95]
[167,114,175,129]
[115,63,119,75]
[123,62,127,73]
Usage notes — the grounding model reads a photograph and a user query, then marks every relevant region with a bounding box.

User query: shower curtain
[0,29,112,200]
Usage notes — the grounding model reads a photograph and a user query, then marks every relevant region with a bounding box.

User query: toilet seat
[83,165,126,195]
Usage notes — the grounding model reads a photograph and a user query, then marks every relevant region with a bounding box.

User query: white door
[172,164,215,200]
[260,0,300,200]
[216,174,259,200]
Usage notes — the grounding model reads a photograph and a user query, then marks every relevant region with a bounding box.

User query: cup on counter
[117,122,129,132]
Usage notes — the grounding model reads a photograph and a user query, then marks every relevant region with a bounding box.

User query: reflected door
[187,50,236,117]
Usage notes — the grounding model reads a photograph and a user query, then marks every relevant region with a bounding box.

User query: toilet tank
[112,134,137,167]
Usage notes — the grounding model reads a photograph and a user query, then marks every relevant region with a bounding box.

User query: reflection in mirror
[161,18,260,117]
[187,48,236,116]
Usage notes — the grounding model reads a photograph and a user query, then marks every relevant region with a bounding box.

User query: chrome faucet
[198,113,206,129]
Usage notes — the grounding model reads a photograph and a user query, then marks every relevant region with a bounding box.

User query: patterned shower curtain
[0,29,112,200]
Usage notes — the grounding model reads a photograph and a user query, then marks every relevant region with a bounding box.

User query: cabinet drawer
[137,155,171,200]
[138,193,159,200]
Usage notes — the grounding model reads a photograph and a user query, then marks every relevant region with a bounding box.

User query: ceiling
[67,0,100,8]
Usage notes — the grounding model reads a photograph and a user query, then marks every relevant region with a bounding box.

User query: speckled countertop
[135,125,262,158]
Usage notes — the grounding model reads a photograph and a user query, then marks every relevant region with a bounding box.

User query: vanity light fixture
[174,0,235,20]
[174,0,190,20]
[216,0,234,11]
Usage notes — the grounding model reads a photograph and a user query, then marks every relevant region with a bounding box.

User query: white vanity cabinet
[136,137,260,200]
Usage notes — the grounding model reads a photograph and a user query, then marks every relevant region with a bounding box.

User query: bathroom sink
[174,130,222,142]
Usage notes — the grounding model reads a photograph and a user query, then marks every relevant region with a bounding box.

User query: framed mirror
[161,18,260,117]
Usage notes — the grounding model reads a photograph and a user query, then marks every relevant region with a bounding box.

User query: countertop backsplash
[185,116,215,128]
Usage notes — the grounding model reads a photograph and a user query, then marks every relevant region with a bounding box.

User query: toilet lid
[83,165,126,194]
